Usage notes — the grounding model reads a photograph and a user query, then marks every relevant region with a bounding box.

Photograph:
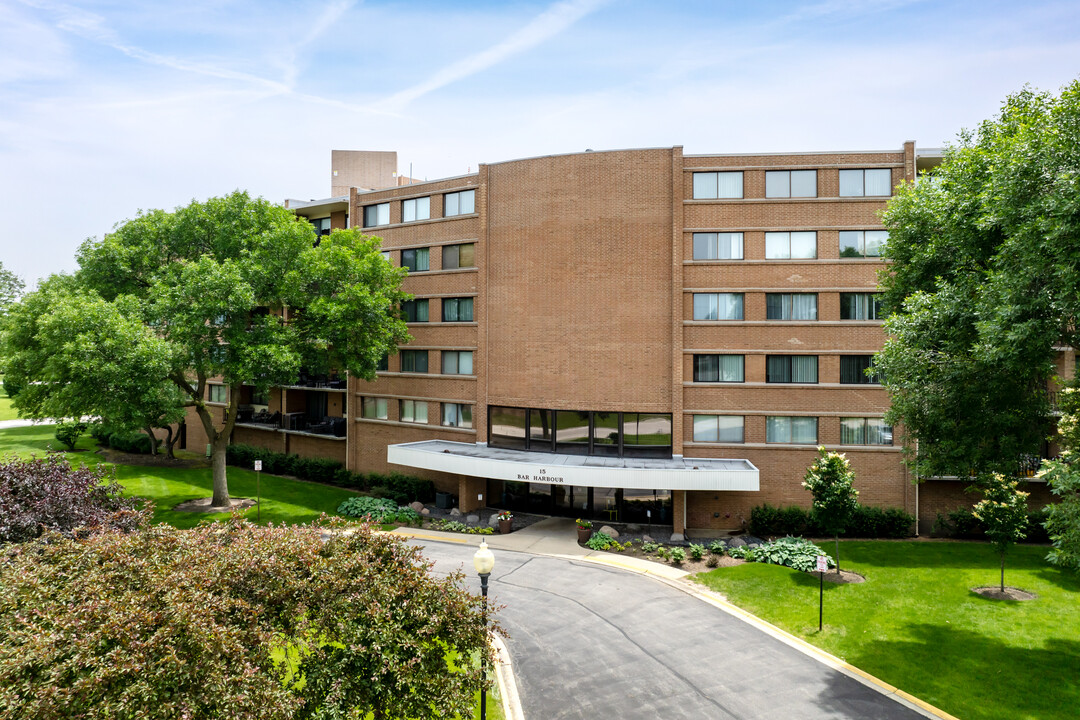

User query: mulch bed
[172,497,258,514]
[97,446,209,469]
[972,586,1037,601]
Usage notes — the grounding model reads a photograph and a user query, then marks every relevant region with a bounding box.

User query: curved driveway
[413,540,931,720]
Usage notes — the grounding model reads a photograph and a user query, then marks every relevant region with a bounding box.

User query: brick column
[672,490,686,540]
[458,476,488,512]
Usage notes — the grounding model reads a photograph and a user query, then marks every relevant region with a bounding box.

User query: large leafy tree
[877,80,1080,478]
[0,261,23,314]
[5,191,409,506]
[1038,386,1080,570]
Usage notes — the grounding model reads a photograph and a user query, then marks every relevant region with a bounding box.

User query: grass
[0,392,20,421]
[694,540,1080,720]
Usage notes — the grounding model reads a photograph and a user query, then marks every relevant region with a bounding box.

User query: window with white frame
[839,169,893,197]
[400,399,428,424]
[765,170,817,198]
[765,231,817,259]
[693,293,744,320]
[442,243,475,269]
[442,351,474,375]
[443,297,474,322]
[692,172,744,199]
[766,355,818,383]
[444,190,476,217]
[840,293,884,320]
[693,232,743,260]
[693,355,744,382]
[442,403,473,428]
[766,416,818,443]
[208,384,227,403]
[363,202,390,227]
[766,293,817,320]
[362,397,388,420]
[841,418,892,445]
[402,248,429,272]
[839,230,888,257]
[402,196,431,223]
[693,415,744,443]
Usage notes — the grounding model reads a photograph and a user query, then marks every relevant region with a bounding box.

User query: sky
[1,0,1078,286]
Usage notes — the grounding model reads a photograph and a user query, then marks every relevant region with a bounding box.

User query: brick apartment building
[187,145,1060,537]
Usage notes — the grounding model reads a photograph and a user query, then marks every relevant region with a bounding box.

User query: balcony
[234,408,346,438]
[288,370,347,390]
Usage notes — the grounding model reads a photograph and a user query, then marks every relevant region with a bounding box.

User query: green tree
[972,474,1030,592]
[877,80,1080,478]
[4,191,409,505]
[0,518,495,719]
[0,260,23,314]
[802,447,859,573]
[1039,386,1080,570]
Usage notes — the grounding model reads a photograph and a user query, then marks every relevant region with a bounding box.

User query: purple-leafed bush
[0,456,147,544]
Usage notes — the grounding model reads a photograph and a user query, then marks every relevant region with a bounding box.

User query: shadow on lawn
[841,623,1080,720]
[835,541,1050,571]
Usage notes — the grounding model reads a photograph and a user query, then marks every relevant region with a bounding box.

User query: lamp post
[472,540,495,720]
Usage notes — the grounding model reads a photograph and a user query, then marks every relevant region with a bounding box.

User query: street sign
[816,555,828,573]
[254,460,262,472]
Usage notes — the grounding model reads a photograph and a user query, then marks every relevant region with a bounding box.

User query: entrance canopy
[387,440,759,491]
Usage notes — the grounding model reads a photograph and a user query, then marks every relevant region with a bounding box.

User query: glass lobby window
[530,408,554,450]
[840,355,881,384]
[766,416,818,444]
[399,349,428,373]
[840,293,884,320]
[362,397,387,420]
[363,202,390,228]
[623,413,673,457]
[444,190,476,217]
[442,243,476,269]
[442,297,474,322]
[765,231,817,259]
[766,293,817,320]
[442,403,473,428]
[839,168,893,197]
[765,170,817,198]
[591,412,620,456]
[693,293,744,320]
[693,232,744,260]
[402,248,429,272]
[839,230,888,257]
[692,171,743,199]
[441,350,473,375]
[766,355,818,383]
[402,196,430,223]
[693,415,744,443]
[399,399,428,424]
[693,354,744,382]
[401,299,428,322]
[841,418,892,445]
[555,410,591,454]
[489,406,527,449]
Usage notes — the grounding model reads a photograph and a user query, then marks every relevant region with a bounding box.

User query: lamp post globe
[473,540,495,720]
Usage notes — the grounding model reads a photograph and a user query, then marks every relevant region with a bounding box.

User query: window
[693,293,744,320]
[380,250,391,262]
[442,243,475,269]
[443,297,474,322]
[444,190,475,217]
[766,355,818,383]
[362,397,387,420]
[841,418,892,445]
[766,293,817,320]
[488,406,672,458]
[766,416,818,444]
[310,217,331,238]
[840,355,882,384]
[840,293,884,320]
[400,399,428,424]
[442,350,473,375]
[693,232,743,260]
[765,170,817,198]
[692,415,744,443]
[208,384,227,403]
[839,230,888,257]
[402,248,429,272]
[489,406,527,450]
[363,202,390,227]
[376,354,389,372]
[692,172,743,199]
[400,350,428,373]
[765,231,817,259]
[839,168,893,197]
[402,197,430,222]
[693,355,744,382]
[622,413,673,458]
[401,299,429,323]
[442,403,473,428]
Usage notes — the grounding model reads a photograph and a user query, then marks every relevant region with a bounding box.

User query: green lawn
[695,541,1080,720]
[0,393,20,421]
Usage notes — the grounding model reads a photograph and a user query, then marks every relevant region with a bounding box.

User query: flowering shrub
[0,517,495,719]
[496,510,513,522]
[0,456,147,544]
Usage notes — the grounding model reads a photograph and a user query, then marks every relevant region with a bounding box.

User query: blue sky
[2,0,1078,284]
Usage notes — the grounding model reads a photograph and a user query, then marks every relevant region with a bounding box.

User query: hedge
[225,444,435,504]
[932,506,1051,544]
[749,503,915,538]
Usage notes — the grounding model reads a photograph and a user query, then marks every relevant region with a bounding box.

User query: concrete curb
[492,634,524,720]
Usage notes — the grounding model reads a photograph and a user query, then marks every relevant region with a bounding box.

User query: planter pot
[499,519,513,534]
[577,527,592,543]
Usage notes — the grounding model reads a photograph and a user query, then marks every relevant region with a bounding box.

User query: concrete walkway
[0,419,53,429]
[394,519,954,720]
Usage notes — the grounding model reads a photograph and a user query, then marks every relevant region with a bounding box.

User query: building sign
[515,468,565,484]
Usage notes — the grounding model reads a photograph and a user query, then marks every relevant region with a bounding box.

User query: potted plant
[497,510,514,534]
[576,518,593,543]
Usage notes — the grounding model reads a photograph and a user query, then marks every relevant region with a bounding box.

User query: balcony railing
[292,371,347,389]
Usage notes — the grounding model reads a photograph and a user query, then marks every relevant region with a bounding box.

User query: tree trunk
[162,425,177,460]
[144,425,158,455]
[210,437,230,507]
[1000,551,1006,593]
[835,535,841,574]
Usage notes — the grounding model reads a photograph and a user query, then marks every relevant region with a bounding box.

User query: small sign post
[254,460,262,522]
[816,554,828,631]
